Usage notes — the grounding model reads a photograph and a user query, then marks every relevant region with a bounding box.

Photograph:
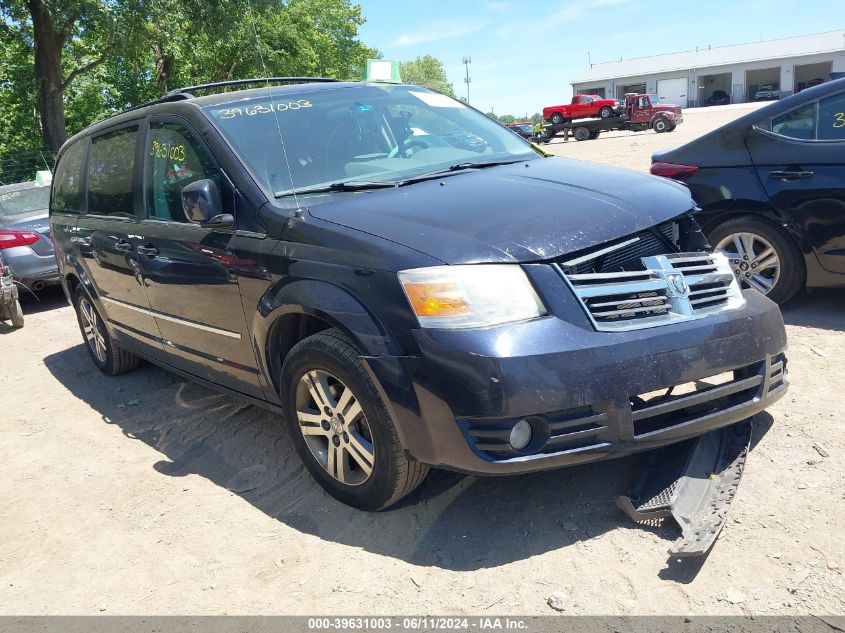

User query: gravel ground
[1,103,843,616]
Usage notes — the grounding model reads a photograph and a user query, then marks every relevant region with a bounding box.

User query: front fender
[253,277,404,403]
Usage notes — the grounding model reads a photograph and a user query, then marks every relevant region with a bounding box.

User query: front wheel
[598,106,613,119]
[652,116,669,133]
[281,329,429,510]
[709,216,805,303]
[550,113,566,125]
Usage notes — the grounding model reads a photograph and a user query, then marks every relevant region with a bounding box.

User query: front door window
[145,122,222,222]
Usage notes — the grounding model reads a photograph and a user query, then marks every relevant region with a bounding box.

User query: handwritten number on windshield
[218,100,312,119]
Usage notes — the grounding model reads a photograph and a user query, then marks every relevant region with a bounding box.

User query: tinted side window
[771,103,816,140]
[817,92,845,141]
[145,122,220,223]
[87,126,138,217]
[51,140,86,212]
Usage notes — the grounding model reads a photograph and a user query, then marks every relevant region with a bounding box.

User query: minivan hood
[306,157,694,264]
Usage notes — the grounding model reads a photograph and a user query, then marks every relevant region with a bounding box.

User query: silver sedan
[0,180,59,291]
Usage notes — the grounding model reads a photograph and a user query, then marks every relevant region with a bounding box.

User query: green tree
[0,0,377,155]
[399,55,454,97]
[0,0,126,151]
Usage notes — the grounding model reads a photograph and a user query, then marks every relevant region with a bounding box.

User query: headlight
[398,265,546,329]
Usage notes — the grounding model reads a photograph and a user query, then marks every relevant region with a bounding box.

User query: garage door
[656,77,688,107]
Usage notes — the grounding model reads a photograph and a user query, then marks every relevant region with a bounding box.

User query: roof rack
[121,92,195,114]
[164,77,339,97]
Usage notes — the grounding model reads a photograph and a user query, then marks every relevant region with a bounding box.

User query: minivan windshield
[204,84,538,197]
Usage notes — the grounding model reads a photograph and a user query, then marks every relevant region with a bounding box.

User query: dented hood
[306,156,694,264]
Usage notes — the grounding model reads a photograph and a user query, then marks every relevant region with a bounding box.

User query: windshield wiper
[274,180,397,198]
[273,159,529,197]
[448,158,528,171]
[397,158,529,185]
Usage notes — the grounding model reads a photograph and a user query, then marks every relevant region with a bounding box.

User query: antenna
[462,56,472,104]
[245,0,301,210]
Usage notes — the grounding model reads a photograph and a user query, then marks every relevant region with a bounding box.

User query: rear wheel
[281,329,429,510]
[598,106,614,119]
[589,130,601,140]
[550,112,566,125]
[73,285,140,375]
[652,116,670,133]
[709,216,804,304]
[573,127,591,141]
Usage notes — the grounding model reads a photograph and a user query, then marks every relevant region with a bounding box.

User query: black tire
[573,127,590,141]
[10,299,24,328]
[589,130,601,140]
[73,285,140,375]
[652,116,669,133]
[550,112,566,125]
[708,216,805,304]
[281,329,429,510]
[598,106,613,119]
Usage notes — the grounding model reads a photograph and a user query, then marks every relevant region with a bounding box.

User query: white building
[571,30,845,107]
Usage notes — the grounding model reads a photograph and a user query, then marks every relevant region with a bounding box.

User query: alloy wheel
[80,297,107,363]
[715,232,781,295]
[295,369,375,486]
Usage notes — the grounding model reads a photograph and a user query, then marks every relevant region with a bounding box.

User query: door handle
[770,170,814,180]
[136,244,159,257]
[114,240,132,252]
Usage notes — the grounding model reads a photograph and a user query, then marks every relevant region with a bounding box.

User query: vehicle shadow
[780,288,844,332]
[19,284,68,315]
[43,343,768,572]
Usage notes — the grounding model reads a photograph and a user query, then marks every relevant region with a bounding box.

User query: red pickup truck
[543,94,623,124]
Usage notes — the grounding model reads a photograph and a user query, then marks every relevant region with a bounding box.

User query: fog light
[509,419,533,451]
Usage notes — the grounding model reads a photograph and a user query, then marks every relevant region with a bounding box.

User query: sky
[356,0,840,116]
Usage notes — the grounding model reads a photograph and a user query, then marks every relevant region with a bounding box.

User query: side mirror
[181,179,222,224]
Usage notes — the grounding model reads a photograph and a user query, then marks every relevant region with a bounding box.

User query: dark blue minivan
[50,79,788,509]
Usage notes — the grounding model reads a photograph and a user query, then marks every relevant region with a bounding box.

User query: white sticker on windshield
[409,91,466,108]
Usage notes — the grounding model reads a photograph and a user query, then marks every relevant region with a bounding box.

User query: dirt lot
[1,103,843,616]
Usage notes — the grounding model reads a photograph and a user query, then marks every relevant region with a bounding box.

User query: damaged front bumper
[365,289,788,475]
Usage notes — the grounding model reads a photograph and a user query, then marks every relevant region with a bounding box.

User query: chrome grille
[665,253,736,312]
[559,251,744,332]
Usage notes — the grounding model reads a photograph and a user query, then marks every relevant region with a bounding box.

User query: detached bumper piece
[616,418,753,557]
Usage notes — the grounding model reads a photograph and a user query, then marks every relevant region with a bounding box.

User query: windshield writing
[205,85,537,197]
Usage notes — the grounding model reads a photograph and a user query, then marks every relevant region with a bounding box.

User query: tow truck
[543,93,683,141]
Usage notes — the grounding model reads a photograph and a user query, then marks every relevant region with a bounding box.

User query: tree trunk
[28,0,68,152]
[153,43,173,93]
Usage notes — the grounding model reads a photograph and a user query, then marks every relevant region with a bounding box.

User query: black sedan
[706,90,730,106]
[651,78,845,303]
[505,122,535,139]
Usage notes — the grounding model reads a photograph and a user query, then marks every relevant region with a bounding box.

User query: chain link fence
[0,149,58,186]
